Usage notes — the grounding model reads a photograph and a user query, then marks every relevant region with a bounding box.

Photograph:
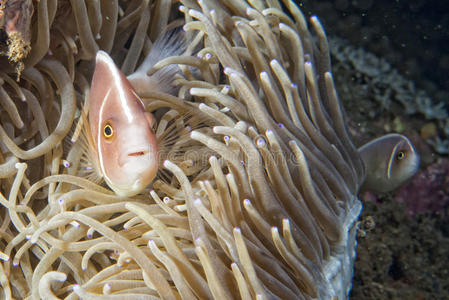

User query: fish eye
[104,124,114,139]
[396,151,406,160]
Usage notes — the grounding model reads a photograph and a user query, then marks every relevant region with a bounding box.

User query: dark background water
[299,0,449,104]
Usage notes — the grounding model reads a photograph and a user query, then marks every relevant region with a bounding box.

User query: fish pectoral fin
[72,111,104,185]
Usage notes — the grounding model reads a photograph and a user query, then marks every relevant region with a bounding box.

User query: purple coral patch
[395,160,449,216]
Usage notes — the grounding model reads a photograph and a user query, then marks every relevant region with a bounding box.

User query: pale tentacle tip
[256,137,266,147]
[103,283,111,294]
[221,85,230,93]
[14,162,25,169]
[223,67,233,75]
[190,131,199,138]
[188,9,198,17]
[174,204,186,212]
[310,15,319,22]
[270,58,279,66]
[0,253,9,262]
[163,160,172,168]
[289,140,301,150]
[246,7,256,16]
[204,52,212,60]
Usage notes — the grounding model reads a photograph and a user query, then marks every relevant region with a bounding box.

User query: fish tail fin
[128,20,187,95]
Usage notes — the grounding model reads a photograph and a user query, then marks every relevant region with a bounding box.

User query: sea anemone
[0,0,365,299]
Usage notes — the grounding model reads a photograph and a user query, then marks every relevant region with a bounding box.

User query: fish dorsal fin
[127,21,187,96]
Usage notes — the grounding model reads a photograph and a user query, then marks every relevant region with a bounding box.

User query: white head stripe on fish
[96,87,112,185]
[386,141,402,180]
[96,52,134,123]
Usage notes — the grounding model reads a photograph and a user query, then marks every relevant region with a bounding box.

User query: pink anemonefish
[81,23,186,197]
[358,133,420,193]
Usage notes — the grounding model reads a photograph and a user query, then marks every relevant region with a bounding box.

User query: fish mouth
[118,148,150,167]
[127,150,148,157]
